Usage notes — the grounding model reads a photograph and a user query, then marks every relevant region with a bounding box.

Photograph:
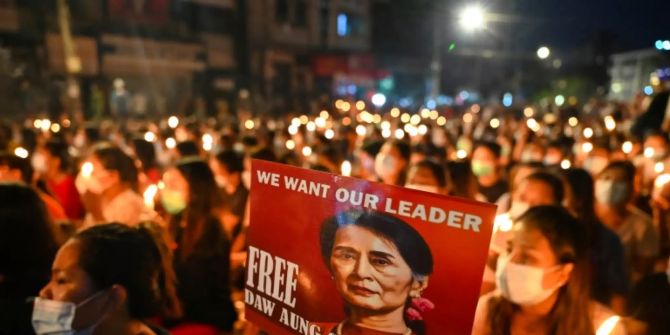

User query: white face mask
[508,201,530,220]
[73,134,86,148]
[544,155,561,166]
[521,151,543,163]
[496,255,564,306]
[32,290,107,335]
[215,175,227,188]
[405,184,440,194]
[74,172,105,195]
[595,179,629,205]
[584,157,609,176]
[241,170,251,189]
[374,154,398,179]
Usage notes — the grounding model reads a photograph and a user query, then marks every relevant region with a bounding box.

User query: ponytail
[75,222,182,320]
[136,222,183,320]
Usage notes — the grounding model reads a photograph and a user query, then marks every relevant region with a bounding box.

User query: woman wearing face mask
[77,143,156,228]
[160,158,237,333]
[320,209,433,335]
[0,183,58,335]
[472,206,625,335]
[374,140,411,186]
[595,161,660,282]
[563,168,629,314]
[405,159,450,195]
[35,222,181,335]
[471,141,508,204]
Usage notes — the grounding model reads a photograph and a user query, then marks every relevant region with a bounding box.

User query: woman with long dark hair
[78,143,155,227]
[563,168,629,313]
[35,222,181,335]
[160,158,237,332]
[472,206,625,335]
[0,183,58,335]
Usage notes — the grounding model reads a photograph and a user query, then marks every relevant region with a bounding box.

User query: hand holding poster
[245,160,496,335]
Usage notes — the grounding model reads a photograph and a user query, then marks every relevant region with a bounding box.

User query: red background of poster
[246,160,496,335]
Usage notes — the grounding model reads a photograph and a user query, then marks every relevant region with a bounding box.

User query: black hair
[172,158,223,261]
[0,152,33,184]
[563,168,596,223]
[524,171,565,204]
[241,135,259,147]
[361,140,384,158]
[75,223,182,319]
[412,143,440,158]
[84,124,101,144]
[387,140,411,162]
[320,209,433,276]
[447,160,477,199]
[92,143,138,190]
[600,160,636,184]
[250,147,277,162]
[132,137,157,172]
[176,141,200,158]
[215,150,244,174]
[0,183,57,297]
[43,139,72,173]
[517,205,588,262]
[474,141,502,158]
[411,159,448,187]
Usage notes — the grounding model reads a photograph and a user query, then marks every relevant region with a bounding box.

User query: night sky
[373,0,670,56]
[516,0,670,50]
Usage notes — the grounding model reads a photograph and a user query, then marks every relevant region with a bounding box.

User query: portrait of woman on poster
[320,209,435,335]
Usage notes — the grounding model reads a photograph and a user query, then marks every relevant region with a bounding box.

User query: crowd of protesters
[2,89,670,335]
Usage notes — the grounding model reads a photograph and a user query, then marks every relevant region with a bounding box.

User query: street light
[459,5,486,31]
[537,46,551,59]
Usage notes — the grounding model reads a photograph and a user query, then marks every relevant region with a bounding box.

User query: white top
[84,189,157,227]
[618,206,659,261]
[471,292,626,335]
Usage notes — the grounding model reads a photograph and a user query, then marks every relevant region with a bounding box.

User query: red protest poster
[245,160,496,335]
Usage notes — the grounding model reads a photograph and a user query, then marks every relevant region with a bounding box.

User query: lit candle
[494,213,513,232]
[595,315,620,335]
[143,184,158,209]
[81,162,94,178]
[341,160,352,177]
[13,147,28,159]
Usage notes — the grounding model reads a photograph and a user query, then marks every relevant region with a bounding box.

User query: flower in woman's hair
[406,306,423,321]
[411,297,435,313]
[406,297,435,320]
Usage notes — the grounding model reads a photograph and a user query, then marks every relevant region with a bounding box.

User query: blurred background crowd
[2,89,670,334]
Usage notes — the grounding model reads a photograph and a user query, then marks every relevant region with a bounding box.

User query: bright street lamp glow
[371,93,387,107]
[168,116,179,129]
[555,95,565,106]
[537,46,551,60]
[459,5,486,31]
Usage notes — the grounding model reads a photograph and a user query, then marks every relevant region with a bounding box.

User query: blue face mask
[32,290,107,335]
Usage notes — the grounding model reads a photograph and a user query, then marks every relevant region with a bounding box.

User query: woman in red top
[39,139,84,220]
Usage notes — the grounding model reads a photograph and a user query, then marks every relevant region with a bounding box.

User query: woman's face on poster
[329,225,417,312]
